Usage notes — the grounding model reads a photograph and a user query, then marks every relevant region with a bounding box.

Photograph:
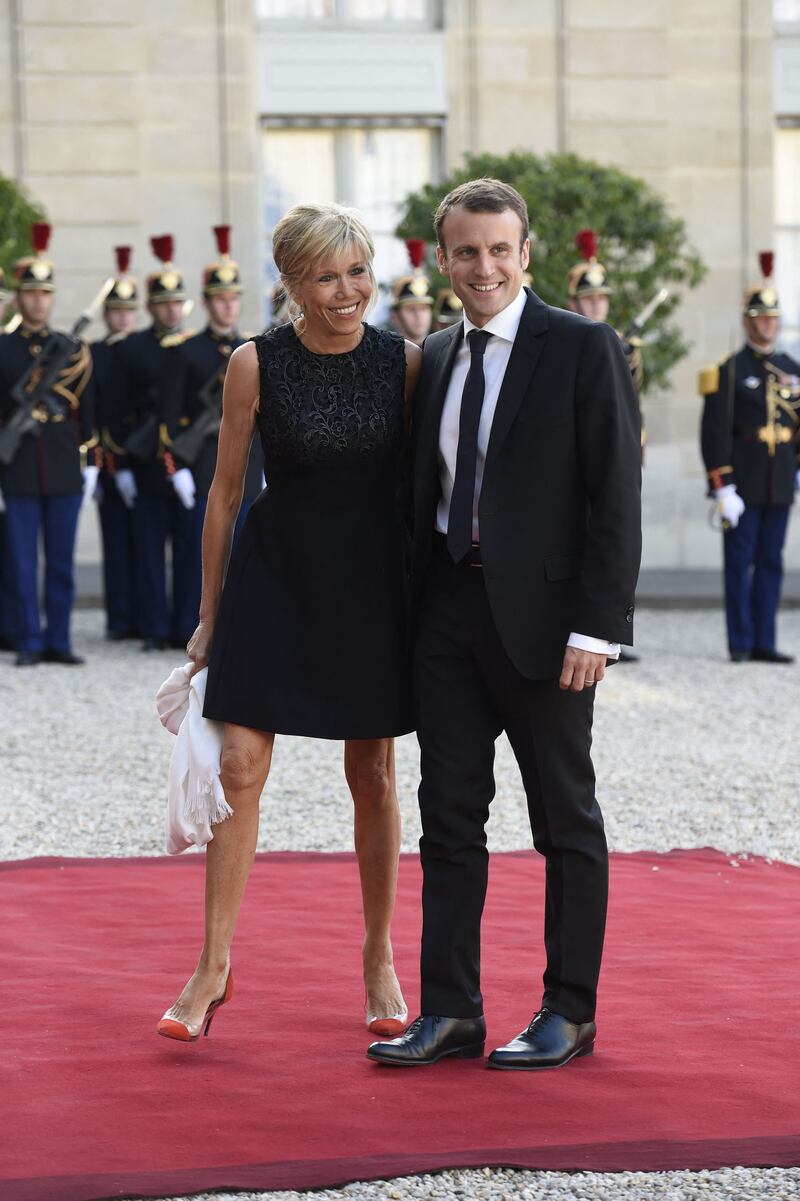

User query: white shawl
[155,663,232,855]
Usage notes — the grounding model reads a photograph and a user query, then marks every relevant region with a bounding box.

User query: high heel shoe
[366,999,409,1038]
[157,967,234,1042]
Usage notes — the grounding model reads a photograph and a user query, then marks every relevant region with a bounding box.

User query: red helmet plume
[213,225,231,257]
[150,235,174,265]
[758,251,774,280]
[31,223,51,255]
[575,228,598,262]
[405,238,426,270]
[115,246,132,274]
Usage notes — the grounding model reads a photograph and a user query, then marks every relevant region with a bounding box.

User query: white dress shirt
[435,288,620,660]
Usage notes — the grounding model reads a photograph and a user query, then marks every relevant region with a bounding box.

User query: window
[775,128,800,355]
[263,125,440,319]
[774,0,800,23]
[256,0,433,21]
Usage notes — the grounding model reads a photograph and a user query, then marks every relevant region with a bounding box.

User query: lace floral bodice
[253,323,406,473]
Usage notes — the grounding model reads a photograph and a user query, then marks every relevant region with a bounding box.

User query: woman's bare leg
[343,737,405,1020]
[161,722,274,1033]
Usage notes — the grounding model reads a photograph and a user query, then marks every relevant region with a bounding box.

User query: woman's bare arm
[403,340,422,431]
[187,342,259,669]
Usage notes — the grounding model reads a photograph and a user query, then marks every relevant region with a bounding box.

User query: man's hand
[115,469,137,509]
[559,647,607,692]
[81,465,100,505]
[171,467,196,510]
[716,484,745,529]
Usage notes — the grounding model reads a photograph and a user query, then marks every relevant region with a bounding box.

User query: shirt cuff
[568,632,621,660]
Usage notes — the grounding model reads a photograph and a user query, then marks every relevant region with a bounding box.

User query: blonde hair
[271,203,378,319]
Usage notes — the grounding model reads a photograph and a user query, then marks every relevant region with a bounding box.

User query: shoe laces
[404,1016,426,1037]
[526,1008,553,1035]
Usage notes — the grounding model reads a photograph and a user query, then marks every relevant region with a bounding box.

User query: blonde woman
[157,204,421,1043]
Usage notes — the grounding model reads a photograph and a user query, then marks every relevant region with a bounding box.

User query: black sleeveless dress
[203,322,413,739]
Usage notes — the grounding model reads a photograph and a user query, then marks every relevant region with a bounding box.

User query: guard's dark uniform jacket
[90,331,130,478]
[114,326,177,497]
[700,344,800,506]
[160,327,263,497]
[0,326,96,495]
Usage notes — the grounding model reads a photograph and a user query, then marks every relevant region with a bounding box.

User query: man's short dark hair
[434,178,530,250]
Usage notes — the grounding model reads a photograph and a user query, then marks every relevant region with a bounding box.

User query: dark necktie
[447,328,492,564]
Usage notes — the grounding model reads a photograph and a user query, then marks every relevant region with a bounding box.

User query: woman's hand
[186,620,214,675]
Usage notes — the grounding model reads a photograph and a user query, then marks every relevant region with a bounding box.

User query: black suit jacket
[411,289,642,680]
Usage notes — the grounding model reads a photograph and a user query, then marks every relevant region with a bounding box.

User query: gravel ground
[2,607,799,865]
[5,606,800,1201]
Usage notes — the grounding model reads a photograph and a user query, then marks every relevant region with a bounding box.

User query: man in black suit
[368,179,642,1071]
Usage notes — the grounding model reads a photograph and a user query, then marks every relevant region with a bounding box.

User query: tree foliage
[395,152,707,393]
[0,174,46,312]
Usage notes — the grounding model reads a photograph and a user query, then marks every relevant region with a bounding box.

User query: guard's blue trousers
[97,482,138,636]
[3,493,83,653]
[723,502,790,653]
[177,495,253,644]
[0,514,14,643]
[132,492,202,643]
[134,493,254,645]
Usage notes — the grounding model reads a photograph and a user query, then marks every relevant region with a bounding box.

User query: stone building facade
[1,1,797,569]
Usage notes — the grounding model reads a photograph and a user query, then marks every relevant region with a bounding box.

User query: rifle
[0,278,114,466]
[622,287,670,343]
[168,364,226,465]
[124,301,196,462]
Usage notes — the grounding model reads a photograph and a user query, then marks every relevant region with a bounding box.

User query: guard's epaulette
[160,328,195,349]
[698,357,730,396]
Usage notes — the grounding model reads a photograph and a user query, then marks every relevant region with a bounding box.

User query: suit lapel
[484,290,549,470]
[415,324,462,501]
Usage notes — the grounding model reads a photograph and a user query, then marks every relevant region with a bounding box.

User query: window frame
[255,0,442,30]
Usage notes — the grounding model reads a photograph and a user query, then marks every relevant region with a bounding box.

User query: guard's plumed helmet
[743,252,780,318]
[147,235,187,303]
[203,225,243,297]
[391,238,433,310]
[14,223,56,292]
[567,229,610,299]
[105,246,139,310]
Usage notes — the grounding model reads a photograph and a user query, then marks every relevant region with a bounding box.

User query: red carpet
[2,848,799,1201]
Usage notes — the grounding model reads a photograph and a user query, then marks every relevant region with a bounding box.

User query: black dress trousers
[414,541,609,1025]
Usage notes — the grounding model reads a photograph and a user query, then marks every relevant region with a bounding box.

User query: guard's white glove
[82,464,100,505]
[716,484,746,529]
[0,487,5,514]
[795,469,800,492]
[115,469,137,509]
[171,467,196,510]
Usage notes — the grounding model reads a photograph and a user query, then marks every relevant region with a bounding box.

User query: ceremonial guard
[700,252,800,663]
[269,280,290,329]
[115,235,194,650]
[160,225,263,638]
[431,288,463,332]
[567,229,646,430]
[91,246,140,640]
[389,239,433,346]
[567,231,658,663]
[0,224,98,666]
[0,265,12,651]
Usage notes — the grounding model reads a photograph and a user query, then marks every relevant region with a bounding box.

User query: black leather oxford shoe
[42,649,85,665]
[367,1014,486,1067]
[751,648,795,664]
[487,1008,595,1071]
